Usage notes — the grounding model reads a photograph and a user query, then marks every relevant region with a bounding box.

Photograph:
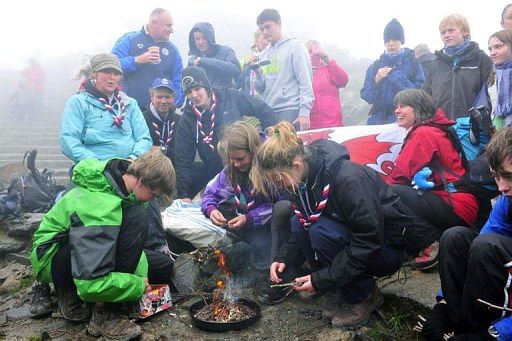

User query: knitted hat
[181,66,211,94]
[383,18,405,44]
[90,53,123,74]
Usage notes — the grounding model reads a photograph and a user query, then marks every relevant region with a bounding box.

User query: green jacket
[30,158,148,302]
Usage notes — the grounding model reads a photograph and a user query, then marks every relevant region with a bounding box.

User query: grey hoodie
[259,35,314,117]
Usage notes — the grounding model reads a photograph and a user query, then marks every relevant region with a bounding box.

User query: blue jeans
[291,216,403,303]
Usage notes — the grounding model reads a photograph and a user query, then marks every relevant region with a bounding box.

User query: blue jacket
[361,48,424,122]
[60,89,152,163]
[188,22,241,89]
[112,27,184,108]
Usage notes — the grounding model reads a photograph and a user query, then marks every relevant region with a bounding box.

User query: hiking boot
[57,285,91,322]
[321,289,342,322]
[255,267,307,306]
[29,281,52,318]
[331,286,383,329]
[414,241,440,271]
[88,303,142,341]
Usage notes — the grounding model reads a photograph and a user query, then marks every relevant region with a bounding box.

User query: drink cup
[148,46,161,64]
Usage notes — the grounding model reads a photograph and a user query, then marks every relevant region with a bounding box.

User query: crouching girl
[201,121,274,270]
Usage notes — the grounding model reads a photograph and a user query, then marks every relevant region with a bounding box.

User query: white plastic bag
[162,199,226,248]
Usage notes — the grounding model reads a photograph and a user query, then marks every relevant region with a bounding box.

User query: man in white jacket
[257,8,314,131]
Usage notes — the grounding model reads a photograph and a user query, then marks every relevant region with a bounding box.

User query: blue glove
[492,316,512,340]
[412,167,434,190]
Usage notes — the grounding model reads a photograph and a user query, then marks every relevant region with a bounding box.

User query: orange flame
[214,249,231,276]
[217,280,225,289]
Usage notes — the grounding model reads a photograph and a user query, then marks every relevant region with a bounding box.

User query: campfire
[193,249,257,324]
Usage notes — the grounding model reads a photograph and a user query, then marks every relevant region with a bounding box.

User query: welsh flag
[298,124,405,180]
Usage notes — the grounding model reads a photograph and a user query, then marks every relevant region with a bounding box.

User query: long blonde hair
[218,121,261,185]
[250,121,308,197]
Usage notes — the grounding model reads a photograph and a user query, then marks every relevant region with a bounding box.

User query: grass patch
[362,294,431,340]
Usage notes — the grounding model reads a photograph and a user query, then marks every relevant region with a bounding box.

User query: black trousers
[270,200,293,261]
[391,185,468,237]
[52,204,173,288]
[439,226,512,332]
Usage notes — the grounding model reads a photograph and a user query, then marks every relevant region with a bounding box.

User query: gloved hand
[491,316,512,340]
[412,167,434,190]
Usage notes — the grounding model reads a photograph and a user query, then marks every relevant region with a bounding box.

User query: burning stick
[270,281,304,288]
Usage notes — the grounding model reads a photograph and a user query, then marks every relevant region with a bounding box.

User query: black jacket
[142,106,180,163]
[276,139,422,292]
[174,87,276,198]
[188,22,241,88]
[423,42,492,121]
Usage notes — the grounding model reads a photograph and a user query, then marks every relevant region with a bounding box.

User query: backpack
[436,124,497,200]
[8,149,62,213]
[0,192,20,221]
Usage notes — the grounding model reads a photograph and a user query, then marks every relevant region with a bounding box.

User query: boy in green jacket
[31,150,175,340]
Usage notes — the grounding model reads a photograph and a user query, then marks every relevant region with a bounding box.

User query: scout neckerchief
[234,184,255,215]
[150,103,175,151]
[98,95,126,129]
[192,92,217,152]
[292,183,331,229]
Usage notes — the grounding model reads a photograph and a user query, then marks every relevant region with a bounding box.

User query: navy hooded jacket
[188,22,241,89]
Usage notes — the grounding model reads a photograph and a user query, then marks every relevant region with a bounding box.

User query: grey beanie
[181,66,212,93]
[90,53,123,74]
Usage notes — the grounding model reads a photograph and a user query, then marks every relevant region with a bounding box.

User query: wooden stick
[477,298,512,312]
[270,281,303,288]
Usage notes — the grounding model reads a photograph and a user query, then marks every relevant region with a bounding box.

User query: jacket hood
[306,139,350,185]
[71,158,112,193]
[435,41,482,65]
[406,108,455,141]
[188,22,218,55]
[421,108,455,127]
[71,158,135,201]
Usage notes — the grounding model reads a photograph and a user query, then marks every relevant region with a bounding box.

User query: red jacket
[387,109,478,225]
[310,60,348,129]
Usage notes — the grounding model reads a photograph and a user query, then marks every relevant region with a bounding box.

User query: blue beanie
[384,18,405,44]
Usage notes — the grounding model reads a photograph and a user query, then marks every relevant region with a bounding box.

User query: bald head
[148,8,174,42]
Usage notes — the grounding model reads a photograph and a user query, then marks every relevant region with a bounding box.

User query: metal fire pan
[189,298,261,332]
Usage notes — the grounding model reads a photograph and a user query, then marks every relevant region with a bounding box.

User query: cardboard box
[138,284,172,319]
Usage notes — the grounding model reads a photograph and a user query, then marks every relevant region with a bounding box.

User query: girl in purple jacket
[201,121,273,270]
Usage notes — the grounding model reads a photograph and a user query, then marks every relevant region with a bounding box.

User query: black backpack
[8,149,62,213]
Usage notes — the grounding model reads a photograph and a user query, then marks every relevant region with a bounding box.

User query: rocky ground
[0,212,440,341]
[0,104,439,340]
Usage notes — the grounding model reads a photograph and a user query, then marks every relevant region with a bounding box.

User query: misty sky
[0,0,504,69]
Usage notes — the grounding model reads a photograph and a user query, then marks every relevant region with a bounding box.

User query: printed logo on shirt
[137,43,144,49]
[162,48,169,56]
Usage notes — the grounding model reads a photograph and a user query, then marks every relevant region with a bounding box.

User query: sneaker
[256,267,307,306]
[331,286,383,329]
[56,285,91,322]
[414,241,440,271]
[321,289,342,322]
[88,303,142,341]
[29,281,52,318]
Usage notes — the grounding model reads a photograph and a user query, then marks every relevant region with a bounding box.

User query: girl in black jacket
[250,121,434,329]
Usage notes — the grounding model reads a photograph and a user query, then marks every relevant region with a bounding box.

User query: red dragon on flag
[298,124,404,180]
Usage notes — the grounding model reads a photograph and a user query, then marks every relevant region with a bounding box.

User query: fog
[0,0,503,69]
